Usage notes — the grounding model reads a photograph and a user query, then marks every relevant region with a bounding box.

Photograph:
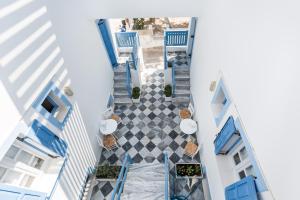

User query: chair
[184,140,200,159]
[111,114,121,124]
[179,103,195,120]
[96,134,118,151]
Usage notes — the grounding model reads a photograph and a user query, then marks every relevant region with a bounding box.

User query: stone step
[173,96,190,104]
[114,82,127,88]
[175,80,190,86]
[121,192,164,200]
[123,180,164,194]
[114,97,132,104]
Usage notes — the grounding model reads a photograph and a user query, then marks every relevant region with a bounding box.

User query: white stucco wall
[0,0,113,199]
[190,0,300,199]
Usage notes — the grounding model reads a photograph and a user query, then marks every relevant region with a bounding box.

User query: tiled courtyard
[91,68,204,200]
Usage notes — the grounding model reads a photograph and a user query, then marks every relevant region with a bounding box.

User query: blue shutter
[214,116,240,155]
[0,184,47,200]
[225,176,258,200]
[98,19,118,68]
[31,120,68,157]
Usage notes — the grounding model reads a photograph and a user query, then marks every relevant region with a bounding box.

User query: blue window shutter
[225,176,258,200]
[214,116,240,155]
[0,184,47,200]
[31,120,68,157]
[98,19,118,68]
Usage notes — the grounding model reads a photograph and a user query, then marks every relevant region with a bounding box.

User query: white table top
[180,119,197,135]
[100,119,118,135]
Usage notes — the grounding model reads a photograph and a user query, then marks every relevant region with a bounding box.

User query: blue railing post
[111,154,132,200]
[171,62,176,96]
[126,61,132,97]
[164,152,169,200]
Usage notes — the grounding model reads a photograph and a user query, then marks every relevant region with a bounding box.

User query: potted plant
[132,87,140,103]
[175,163,203,179]
[164,85,172,101]
[95,164,122,181]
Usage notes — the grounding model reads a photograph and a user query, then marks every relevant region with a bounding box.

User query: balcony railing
[111,153,132,200]
[165,30,188,46]
[115,32,139,48]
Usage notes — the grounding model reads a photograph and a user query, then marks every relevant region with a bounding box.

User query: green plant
[132,87,140,99]
[168,62,173,68]
[164,85,172,97]
[176,164,202,177]
[96,164,121,179]
[133,18,145,30]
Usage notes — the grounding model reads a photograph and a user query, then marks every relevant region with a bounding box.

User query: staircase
[113,65,132,105]
[121,163,165,200]
[173,64,190,105]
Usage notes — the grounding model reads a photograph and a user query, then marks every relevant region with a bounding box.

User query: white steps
[121,163,165,200]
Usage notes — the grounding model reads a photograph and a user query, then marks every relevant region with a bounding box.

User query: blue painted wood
[164,152,169,200]
[165,31,188,46]
[234,119,268,192]
[172,62,176,95]
[115,32,138,47]
[32,81,72,130]
[225,176,258,200]
[126,61,132,97]
[0,184,47,200]
[98,19,118,68]
[187,17,197,59]
[164,34,168,69]
[111,153,132,200]
[214,116,240,155]
[30,120,68,157]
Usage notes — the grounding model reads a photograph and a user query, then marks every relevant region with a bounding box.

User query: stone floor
[91,68,204,200]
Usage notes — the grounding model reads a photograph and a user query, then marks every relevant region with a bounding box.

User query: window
[41,96,57,113]
[211,79,231,126]
[5,145,19,159]
[32,82,72,130]
[231,144,255,180]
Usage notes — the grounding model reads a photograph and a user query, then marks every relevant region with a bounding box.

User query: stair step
[175,80,190,86]
[114,97,132,104]
[173,96,190,104]
[114,82,127,88]
[123,180,164,194]
[121,192,164,200]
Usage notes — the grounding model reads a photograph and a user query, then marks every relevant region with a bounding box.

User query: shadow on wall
[0,0,96,199]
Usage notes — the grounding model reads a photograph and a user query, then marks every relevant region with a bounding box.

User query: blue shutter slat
[214,116,240,155]
[0,184,47,200]
[32,120,68,157]
[225,176,258,200]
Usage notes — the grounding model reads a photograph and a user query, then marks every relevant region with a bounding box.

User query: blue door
[225,176,258,200]
[98,19,118,68]
[0,184,47,200]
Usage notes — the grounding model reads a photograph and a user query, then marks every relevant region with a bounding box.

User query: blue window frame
[211,79,231,126]
[32,81,72,130]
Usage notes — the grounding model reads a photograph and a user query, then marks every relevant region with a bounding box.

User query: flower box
[175,163,203,179]
[95,165,122,181]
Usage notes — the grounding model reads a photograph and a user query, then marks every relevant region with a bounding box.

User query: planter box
[132,96,140,104]
[165,96,172,102]
[95,165,122,181]
[175,163,203,179]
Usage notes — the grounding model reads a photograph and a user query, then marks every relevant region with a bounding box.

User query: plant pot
[132,96,140,103]
[95,165,122,181]
[175,163,203,179]
[165,96,172,102]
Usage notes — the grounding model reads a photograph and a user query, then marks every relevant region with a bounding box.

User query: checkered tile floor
[168,51,189,67]
[91,69,204,200]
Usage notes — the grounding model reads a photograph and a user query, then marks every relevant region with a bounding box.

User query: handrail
[164,152,169,200]
[165,30,188,46]
[115,32,138,47]
[129,44,138,70]
[172,62,176,96]
[126,61,132,97]
[111,153,132,200]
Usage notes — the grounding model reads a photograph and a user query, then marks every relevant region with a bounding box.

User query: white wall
[190,0,300,199]
[0,0,113,199]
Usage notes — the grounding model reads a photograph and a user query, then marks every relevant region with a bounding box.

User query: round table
[180,119,197,135]
[100,119,118,135]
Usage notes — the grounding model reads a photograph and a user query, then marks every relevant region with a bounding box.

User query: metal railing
[115,32,139,47]
[164,152,169,200]
[165,30,188,46]
[111,153,132,200]
[125,61,132,97]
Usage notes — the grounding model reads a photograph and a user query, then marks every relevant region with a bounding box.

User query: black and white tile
[91,69,204,200]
